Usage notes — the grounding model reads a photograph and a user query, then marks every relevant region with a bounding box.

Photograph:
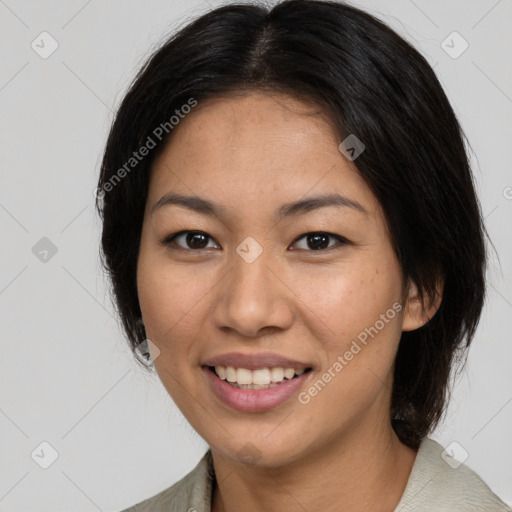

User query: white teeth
[213,365,308,385]
[283,368,295,379]
[236,368,253,385]
[252,368,271,385]
[225,366,237,383]
[215,366,226,380]
[270,367,284,382]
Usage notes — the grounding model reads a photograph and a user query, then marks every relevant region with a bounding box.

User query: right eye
[161,230,220,251]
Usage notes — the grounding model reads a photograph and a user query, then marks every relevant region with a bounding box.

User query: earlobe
[401,279,443,332]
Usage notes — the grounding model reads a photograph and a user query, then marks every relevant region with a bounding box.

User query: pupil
[187,232,208,249]
[308,233,328,250]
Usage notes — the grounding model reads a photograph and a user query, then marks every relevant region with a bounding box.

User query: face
[137,91,415,468]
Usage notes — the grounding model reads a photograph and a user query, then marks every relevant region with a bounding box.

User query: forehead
[155,92,335,161]
[148,91,379,220]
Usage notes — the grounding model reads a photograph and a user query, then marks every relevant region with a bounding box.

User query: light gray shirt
[121,438,510,511]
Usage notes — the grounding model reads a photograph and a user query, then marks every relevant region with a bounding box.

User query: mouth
[204,365,313,389]
[202,364,314,412]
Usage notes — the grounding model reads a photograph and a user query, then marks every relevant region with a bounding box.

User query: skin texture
[136,91,442,512]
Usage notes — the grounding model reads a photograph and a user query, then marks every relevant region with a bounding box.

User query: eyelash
[160,230,350,253]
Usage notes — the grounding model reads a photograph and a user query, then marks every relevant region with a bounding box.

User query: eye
[161,230,349,252]
[161,230,220,251]
[290,232,349,251]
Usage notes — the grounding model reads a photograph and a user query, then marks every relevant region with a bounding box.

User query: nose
[211,245,294,338]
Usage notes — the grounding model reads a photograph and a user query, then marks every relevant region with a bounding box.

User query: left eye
[161,231,348,252]
[290,232,348,251]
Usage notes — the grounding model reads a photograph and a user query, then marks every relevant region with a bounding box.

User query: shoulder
[118,449,214,512]
[395,437,511,512]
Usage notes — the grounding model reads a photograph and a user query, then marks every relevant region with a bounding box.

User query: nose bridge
[212,237,293,336]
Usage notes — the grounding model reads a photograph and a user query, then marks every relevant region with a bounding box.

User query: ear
[401,278,443,332]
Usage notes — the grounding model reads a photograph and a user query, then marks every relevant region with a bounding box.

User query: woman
[95,1,510,510]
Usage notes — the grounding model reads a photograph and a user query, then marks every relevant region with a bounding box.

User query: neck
[210,419,417,512]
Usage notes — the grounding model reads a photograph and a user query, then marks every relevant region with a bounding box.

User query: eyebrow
[151,192,368,219]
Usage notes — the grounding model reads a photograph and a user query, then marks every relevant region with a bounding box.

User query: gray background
[1,0,511,510]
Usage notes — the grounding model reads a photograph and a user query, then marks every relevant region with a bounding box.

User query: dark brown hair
[95,0,488,449]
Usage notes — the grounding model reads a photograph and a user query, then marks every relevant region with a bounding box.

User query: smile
[202,365,313,412]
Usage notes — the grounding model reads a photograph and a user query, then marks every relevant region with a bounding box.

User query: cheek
[136,250,210,346]
[330,279,403,386]
[291,258,402,342]
[137,254,211,402]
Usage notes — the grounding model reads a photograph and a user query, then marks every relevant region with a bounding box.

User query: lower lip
[202,367,312,412]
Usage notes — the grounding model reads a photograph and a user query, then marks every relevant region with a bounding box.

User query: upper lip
[202,352,313,371]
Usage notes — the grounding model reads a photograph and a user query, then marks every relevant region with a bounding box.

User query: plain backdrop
[0,0,511,510]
